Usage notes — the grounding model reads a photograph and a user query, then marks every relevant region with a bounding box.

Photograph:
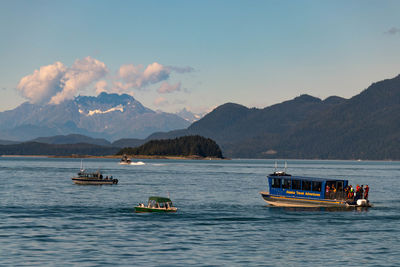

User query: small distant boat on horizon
[134,196,177,213]
[119,154,145,165]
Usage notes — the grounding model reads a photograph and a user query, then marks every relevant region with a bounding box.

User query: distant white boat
[119,154,145,165]
[120,154,131,164]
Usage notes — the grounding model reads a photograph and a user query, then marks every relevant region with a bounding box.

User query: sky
[1,0,400,113]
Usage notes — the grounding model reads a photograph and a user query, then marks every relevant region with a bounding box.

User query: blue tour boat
[260,170,371,208]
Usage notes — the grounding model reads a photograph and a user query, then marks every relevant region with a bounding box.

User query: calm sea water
[0,157,399,266]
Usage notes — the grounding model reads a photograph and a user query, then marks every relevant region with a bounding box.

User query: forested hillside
[147,75,400,160]
[117,135,223,158]
[0,142,119,156]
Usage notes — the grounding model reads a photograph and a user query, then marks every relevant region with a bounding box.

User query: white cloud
[143,62,170,84]
[385,27,400,35]
[154,96,169,106]
[118,64,143,88]
[16,57,192,104]
[116,62,171,91]
[50,56,108,104]
[114,62,193,94]
[95,80,108,95]
[157,82,181,94]
[17,61,66,104]
[17,57,108,105]
[110,81,135,94]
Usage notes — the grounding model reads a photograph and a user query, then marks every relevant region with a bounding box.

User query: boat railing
[325,191,346,200]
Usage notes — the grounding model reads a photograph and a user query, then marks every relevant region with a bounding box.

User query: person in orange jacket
[364,185,369,200]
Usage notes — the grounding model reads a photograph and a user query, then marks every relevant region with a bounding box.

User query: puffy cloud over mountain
[17,56,108,105]
[116,62,188,92]
[157,82,181,94]
[17,61,66,104]
[50,57,108,104]
[16,57,193,105]
[154,96,168,106]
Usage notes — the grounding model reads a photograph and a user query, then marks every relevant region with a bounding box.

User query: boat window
[302,180,311,191]
[312,181,322,192]
[336,181,343,192]
[271,178,281,188]
[292,179,301,190]
[282,179,291,189]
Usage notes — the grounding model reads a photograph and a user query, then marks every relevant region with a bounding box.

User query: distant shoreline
[1,155,398,161]
[1,154,227,160]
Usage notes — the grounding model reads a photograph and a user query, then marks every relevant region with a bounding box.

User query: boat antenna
[167,191,170,199]
[80,159,84,172]
[274,161,277,172]
[284,161,287,173]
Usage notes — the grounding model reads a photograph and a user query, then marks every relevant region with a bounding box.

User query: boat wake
[131,161,145,165]
[119,161,145,166]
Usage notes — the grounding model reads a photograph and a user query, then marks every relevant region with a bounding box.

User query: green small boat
[134,196,178,213]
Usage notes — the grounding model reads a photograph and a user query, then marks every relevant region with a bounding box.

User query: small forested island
[116,135,224,159]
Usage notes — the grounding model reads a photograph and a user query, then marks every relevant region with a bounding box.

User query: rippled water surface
[0,158,399,266]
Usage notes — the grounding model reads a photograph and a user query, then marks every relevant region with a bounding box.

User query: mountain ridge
[0,93,189,141]
[145,74,400,159]
[1,74,399,160]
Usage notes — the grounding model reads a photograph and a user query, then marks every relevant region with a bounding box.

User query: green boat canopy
[148,196,172,203]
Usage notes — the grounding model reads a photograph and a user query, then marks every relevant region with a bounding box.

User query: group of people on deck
[345,184,369,201]
[325,184,369,201]
[325,184,337,199]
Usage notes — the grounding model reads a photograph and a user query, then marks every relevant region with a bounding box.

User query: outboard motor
[357,199,367,207]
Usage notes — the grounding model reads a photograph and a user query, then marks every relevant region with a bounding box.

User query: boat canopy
[269,173,347,183]
[148,196,172,203]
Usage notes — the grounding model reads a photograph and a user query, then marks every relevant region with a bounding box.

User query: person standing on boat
[355,185,360,198]
[331,184,336,199]
[360,185,364,199]
[349,185,354,200]
[364,185,369,200]
[344,185,350,199]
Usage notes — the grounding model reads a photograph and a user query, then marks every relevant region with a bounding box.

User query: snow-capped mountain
[0,92,190,141]
[175,108,205,123]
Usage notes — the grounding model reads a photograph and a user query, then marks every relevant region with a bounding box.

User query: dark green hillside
[148,94,344,157]
[0,142,119,156]
[145,74,400,160]
[112,138,146,148]
[0,139,19,145]
[32,134,112,146]
[276,75,400,159]
[117,135,223,158]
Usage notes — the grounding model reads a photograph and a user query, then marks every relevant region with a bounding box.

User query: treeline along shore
[0,136,224,159]
[117,135,224,158]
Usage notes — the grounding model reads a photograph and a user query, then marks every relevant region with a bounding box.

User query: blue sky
[1,0,400,113]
